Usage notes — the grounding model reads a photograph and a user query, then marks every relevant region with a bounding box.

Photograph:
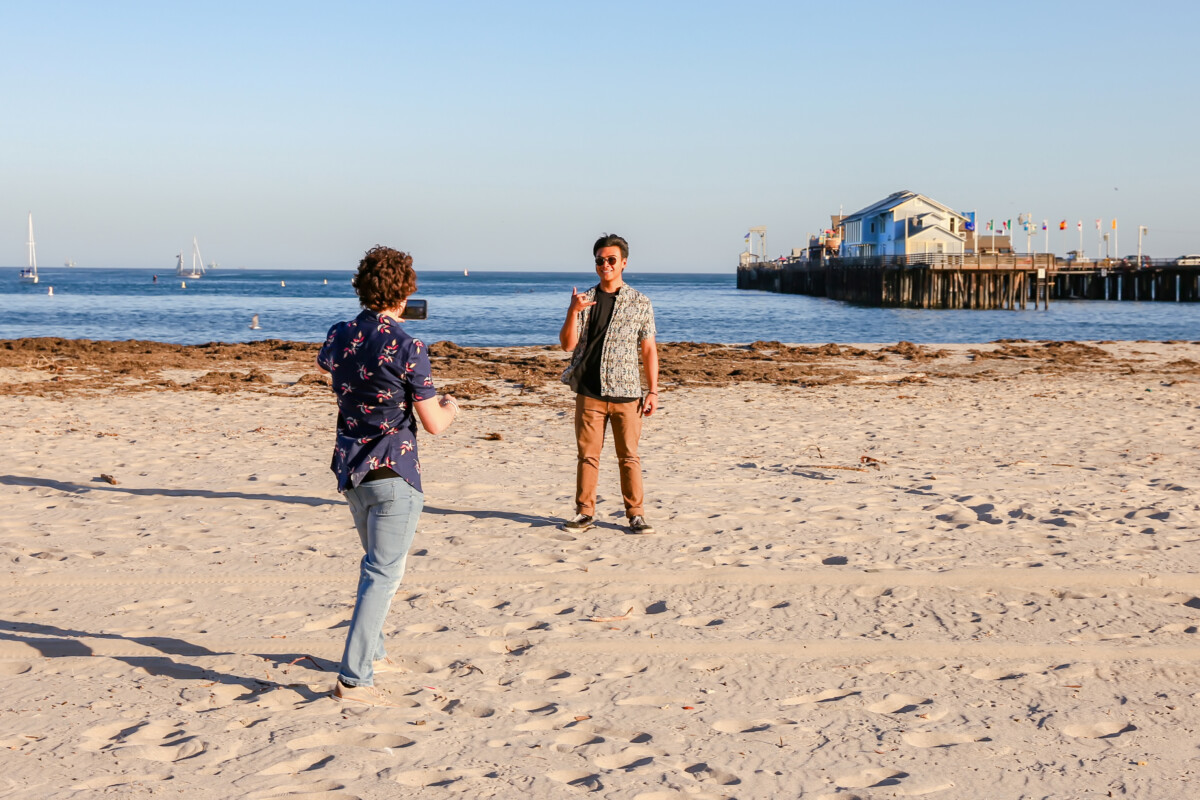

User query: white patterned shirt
[560,284,656,399]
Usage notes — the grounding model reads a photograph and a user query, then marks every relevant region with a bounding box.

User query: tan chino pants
[574,394,644,518]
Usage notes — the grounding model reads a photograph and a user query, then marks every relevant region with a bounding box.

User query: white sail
[176,236,206,278]
[19,213,38,283]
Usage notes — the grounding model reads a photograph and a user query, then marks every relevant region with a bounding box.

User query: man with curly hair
[559,233,659,534]
[317,245,459,706]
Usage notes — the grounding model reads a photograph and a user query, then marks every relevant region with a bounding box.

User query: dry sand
[1,338,1199,798]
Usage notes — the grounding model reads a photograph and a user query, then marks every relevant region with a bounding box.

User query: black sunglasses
[594,255,620,267]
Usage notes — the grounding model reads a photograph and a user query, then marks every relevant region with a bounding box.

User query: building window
[869,223,874,233]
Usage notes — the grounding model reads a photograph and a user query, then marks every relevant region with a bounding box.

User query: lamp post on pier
[1137,226,1148,268]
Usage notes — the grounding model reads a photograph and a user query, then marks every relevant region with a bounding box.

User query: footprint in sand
[436,699,495,718]
[511,699,558,714]
[902,731,988,748]
[251,779,357,798]
[591,744,660,771]
[115,739,208,763]
[79,719,191,753]
[72,772,173,792]
[546,769,602,791]
[257,752,335,775]
[1061,720,1136,739]
[552,730,604,752]
[301,613,348,632]
[286,730,415,751]
[834,766,908,789]
[615,695,690,707]
[682,762,741,786]
[781,688,859,706]
[389,766,496,788]
[510,700,562,730]
[866,694,932,714]
[599,664,648,679]
[711,718,781,734]
[969,667,1024,681]
[530,603,576,616]
[116,597,193,612]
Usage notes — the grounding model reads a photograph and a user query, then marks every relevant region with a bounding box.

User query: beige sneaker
[374,657,408,675]
[333,681,401,707]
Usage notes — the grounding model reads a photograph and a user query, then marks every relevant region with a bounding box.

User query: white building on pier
[838,190,968,258]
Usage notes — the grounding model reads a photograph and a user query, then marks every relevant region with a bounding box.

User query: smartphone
[402,299,427,320]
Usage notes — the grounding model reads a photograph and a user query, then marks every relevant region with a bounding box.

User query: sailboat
[19,213,38,284]
[176,236,206,279]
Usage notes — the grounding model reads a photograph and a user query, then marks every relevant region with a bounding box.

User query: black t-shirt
[576,288,639,403]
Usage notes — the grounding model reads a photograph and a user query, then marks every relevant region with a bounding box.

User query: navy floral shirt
[317,309,437,493]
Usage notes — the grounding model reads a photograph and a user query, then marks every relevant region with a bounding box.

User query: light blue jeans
[338,477,423,687]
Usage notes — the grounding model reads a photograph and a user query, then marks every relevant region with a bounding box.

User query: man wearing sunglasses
[558,233,659,534]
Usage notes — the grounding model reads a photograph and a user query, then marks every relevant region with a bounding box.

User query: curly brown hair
[352,246,418,312]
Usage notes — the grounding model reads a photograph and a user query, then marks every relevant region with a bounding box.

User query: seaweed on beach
[968,341,1113,365]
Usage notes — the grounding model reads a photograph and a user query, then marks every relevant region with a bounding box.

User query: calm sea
[2,267,1198,346]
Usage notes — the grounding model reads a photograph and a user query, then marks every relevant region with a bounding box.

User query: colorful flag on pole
[1077,221,1082,231]
[1006,219,1012,230]
[1042,220,1048,231]
[1112,219,1117,229]
[744,232,750,241]
[965,212,975,231]
[1059,220,1067,230]
[987,220,994,231]
[1095,219,1101,231]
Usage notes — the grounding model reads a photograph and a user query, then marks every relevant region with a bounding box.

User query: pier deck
[737,255,1200,308]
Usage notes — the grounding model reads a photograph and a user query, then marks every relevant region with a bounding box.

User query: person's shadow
[423,505,561,528]
[0,618,334,703]
[0,474,337,507]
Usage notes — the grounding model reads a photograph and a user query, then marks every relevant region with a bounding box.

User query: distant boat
[64,259,76,268]
[176,236,206,279]
[19,213,38,284]
[249,314,261,330]
[464,269,469,276]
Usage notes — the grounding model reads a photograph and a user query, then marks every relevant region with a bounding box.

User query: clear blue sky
[3,0,1197,271]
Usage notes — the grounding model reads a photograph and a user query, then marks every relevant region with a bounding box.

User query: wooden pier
[737,255,1200,309]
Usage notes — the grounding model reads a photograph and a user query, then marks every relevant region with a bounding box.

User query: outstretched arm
[414,394,458,435]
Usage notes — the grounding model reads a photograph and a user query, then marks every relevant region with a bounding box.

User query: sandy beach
[1,337,1199,798]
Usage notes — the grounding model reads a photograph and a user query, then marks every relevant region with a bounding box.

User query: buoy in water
[323,279,327,285]
[181,281,186,289]
[47,286,53,296]
[281,281,285,287]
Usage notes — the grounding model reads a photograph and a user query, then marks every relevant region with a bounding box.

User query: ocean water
[2,267,1198,346]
